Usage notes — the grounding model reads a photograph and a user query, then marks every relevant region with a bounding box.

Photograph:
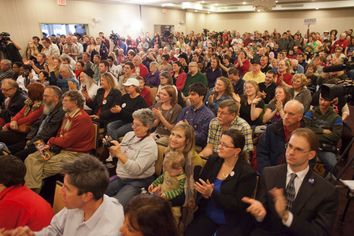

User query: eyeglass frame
[285,143,311,154]
[218,142,236,149]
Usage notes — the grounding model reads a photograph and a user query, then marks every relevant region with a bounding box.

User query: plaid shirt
[207,116,253,153]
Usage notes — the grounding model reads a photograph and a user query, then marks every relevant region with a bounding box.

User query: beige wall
[201,8,354,34]
[0,0,353,54]
[0,0,187,50]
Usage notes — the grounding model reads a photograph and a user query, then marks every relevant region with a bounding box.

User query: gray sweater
[116,131,158,179]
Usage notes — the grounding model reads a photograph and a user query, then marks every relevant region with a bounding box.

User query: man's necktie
[285,173,297,211]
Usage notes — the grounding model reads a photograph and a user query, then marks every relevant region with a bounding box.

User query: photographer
[0,32,22,62]
[105,108,158,206]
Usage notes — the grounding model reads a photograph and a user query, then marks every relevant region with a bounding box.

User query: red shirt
[140,87,153,107]
[135,64,149,79]
[0,185,53,230]
[276,72,293,86]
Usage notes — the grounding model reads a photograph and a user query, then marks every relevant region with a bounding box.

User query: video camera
[320,62,354,102]
[0,32,10,42]
[323,60,354,73]
[320,80,354,102]
[0,32,10,49]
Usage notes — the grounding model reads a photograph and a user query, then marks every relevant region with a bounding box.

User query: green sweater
[182,72,208,96]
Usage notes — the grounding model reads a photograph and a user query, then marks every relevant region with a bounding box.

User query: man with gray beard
[11,86,65,161]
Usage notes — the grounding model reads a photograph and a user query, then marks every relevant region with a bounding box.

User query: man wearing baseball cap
[243,58,266,84]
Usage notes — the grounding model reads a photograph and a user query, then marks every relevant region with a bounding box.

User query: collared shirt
[286,165,309,198]
[243,71,266,84]
[283,165,310,227]
[43,44,60,58]
[207,116,253,152]
[177,104,215,147]
[36,195,124,236]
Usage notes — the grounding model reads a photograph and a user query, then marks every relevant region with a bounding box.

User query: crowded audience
[0,25,353,236]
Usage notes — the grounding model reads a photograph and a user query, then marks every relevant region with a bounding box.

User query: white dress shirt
[36,195,124,236]
[283,165,310,227]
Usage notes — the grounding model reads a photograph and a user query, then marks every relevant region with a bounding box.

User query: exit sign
[304,18,317,25]
[57,0,66,6]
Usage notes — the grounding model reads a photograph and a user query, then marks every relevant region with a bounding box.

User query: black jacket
[27,103,65,144]
[252,164,338,236]
[0,88,27,123]
[196,155,257,232]
[86,88,121,125]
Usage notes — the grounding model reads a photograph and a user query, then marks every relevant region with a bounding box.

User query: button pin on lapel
[230,171,235,177]
[308,178,314,184]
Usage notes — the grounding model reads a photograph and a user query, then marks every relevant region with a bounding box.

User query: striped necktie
[286,173,297,211]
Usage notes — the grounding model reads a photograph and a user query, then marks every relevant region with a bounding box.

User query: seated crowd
[0,27,353,236]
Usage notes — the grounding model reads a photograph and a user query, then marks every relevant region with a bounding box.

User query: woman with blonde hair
[289,73,312,112]
[205,76,234,115]
[164,122,206,231]
[239,80,265,127]
[152,85,182,146]
[86,72,121,127]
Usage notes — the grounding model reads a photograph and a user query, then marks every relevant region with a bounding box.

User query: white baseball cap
[123,77,139,87]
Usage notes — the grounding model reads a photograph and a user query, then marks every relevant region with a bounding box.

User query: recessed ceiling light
[242,1,247,4]
[316,7,319,10]
[194,10,198,12]
[275,0,278,3]
[257,9,261,12]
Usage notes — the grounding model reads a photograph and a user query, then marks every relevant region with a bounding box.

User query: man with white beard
[11,86,65,161]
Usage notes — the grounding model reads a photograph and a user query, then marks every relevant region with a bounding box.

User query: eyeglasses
[219,142,235,149]
[285,143,311,154]
[1,87,14,92]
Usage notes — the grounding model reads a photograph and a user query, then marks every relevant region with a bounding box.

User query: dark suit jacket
[252,164,338,236]
[196,155,257,232]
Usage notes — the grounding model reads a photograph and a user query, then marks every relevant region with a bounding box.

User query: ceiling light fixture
[253,0,276,11]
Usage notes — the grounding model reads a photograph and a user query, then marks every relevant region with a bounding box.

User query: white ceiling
[92,0,354,12]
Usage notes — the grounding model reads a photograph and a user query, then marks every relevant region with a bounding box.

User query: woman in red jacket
[0,83,44,146]
[172,61,187,92]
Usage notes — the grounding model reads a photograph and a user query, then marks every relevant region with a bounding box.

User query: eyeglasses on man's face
[285,143,311,154]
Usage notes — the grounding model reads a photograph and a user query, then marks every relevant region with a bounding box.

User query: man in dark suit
[243,128,338,236]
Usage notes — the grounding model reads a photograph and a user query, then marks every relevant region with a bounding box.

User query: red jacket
[0,185,53,230]
[175,72,187,91]
[5,104,44,128]
[135,64,149,79]
[48,109,95,152]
